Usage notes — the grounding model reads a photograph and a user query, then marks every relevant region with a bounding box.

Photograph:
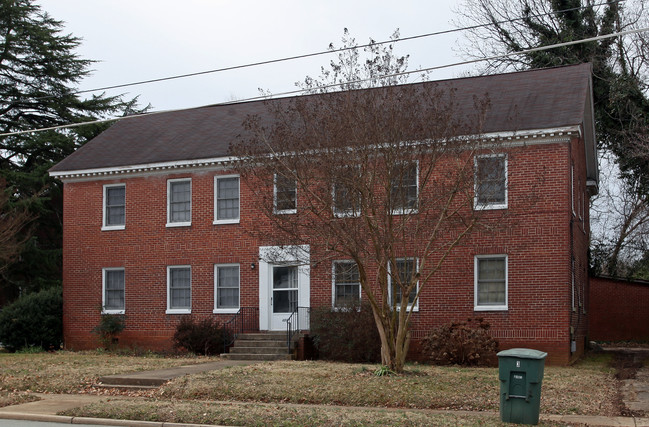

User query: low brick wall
[590,276,649,341]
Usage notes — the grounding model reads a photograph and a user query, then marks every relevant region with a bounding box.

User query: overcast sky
[37,0,472,112]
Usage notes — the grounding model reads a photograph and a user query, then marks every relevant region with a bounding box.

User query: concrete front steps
[222,331,292,361]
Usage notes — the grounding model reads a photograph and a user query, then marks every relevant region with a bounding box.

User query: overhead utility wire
[36,0,622,99]
[2,25,645,138]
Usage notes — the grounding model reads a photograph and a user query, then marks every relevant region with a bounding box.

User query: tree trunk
[370,304,410,372]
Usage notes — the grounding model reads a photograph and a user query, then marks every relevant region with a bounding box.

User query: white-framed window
[273,173,297,214]
[474,154,507,210]
[333,167,362,218]
[214,175,240,224]
[332,260,361,308]
[390,162,418,214]
[474,255,508,311]
[214,264,240,313]
[571,258,576,312]
[578,178,583,221]
[167,266,191,314]
[571,162,576,216]
[167,178,191,227]
[388,258,419,311]
[102,184,125,230]
[102,268,125,314]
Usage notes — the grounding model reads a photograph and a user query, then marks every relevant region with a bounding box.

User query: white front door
[259,245,310,331]
[270,265,298,330]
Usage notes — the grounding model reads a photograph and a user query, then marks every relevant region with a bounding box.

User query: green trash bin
[497,348,547,425]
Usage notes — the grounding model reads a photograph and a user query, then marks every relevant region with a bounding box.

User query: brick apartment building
[49,64,597,364]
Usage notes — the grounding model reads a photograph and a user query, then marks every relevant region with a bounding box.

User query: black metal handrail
[286,306,310,350]
[223,307,259,353]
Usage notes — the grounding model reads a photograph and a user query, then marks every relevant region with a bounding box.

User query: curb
[1,406,648,427]
[0,413,73,423]
[543,413,649,426]
[0,411,227,427]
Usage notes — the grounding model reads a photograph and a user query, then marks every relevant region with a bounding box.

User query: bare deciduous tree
[234,89,493,372]
[591,150,649,278]
[456,0,649,277]
[0,179,34,275]
[231,38,499,370]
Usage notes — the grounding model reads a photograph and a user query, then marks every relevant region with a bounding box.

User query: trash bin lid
[497,348,548,359]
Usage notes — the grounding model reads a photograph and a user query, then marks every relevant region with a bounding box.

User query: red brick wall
[61,137,588,364]
[568,131,591,363]
[589,276,649,341]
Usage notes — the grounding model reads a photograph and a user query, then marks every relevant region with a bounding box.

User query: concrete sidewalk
[96,359,255,388]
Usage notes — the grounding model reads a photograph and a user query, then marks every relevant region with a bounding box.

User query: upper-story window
[390,162,418,214]
[103,184,125,230]
[474,154,507,210]
[333,167,361,217]
[474,255,508,311]
[274,173,297,214]
[571,163,575,216]
[214,175,240,224]
[332,260,361,308]
[167,178,191,227]
[388,258,419,311]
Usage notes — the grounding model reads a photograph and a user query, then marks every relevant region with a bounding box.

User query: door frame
[258,245,310,331]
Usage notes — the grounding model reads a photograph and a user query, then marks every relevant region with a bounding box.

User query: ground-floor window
[214,264,240,313]
[474,255,508,311]
[332,260,361,308]
[388,258,419,311]
[167,266,191,313]
[102,268,125,314]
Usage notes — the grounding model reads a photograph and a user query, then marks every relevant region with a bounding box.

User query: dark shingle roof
[50,63,593,173]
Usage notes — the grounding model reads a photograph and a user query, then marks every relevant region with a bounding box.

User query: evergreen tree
[0,0,145,300]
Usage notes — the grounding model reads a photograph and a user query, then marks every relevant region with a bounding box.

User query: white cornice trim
[49,126,581,181]
[50,156,238,181]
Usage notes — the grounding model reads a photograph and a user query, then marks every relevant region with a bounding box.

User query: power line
[31,0,623,100]
[1,25,645,138]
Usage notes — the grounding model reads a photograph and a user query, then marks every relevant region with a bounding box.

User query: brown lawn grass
[157,353,617,416]
[1,350,617,426]
[0,390,40,408]
[63,399,572,426]
[0,350,218,395]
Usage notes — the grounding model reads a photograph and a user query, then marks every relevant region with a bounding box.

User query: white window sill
[166,222,192,228]
[331,304,362,312]
[166,309,191,314]
[101,225,125,231]
[390,209,419,216]
[274,209,297,215]
[102,309,125,315]
[213,219,240,225]
[391,305,419,312]
[474,305,508,311]
[333,211,360,218]
[474,203,508,211]
[213,308,240,314]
